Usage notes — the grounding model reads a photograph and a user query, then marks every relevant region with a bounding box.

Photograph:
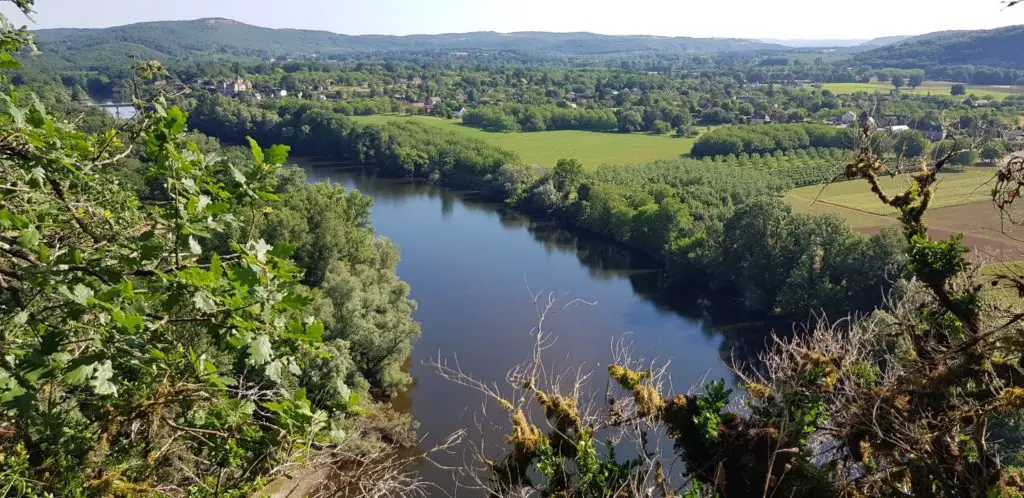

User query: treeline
[190,93,518,187]
[189,94,907,321]
[461,103,697,134]
[691,124,860,158]
[462,104,618,132]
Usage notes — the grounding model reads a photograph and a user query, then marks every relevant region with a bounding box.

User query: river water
[302,162,740,494]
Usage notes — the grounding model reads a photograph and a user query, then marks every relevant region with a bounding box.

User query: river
[301,161,742,494]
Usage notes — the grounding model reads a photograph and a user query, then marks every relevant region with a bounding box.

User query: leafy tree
[615,108,643,133]
[891,75,905,89]
[552,158,585,202]
[952,83,968,96]
[909,74,924,88]
[893,129,930,158]
[981,140,1007,164]
[650,119,671,134]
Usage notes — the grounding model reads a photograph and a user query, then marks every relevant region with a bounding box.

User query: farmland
[785,166,1024,258]
[818,81,1024,100]
[349,115,697,169]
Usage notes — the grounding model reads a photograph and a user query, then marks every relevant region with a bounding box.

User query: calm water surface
[301,161,738,494]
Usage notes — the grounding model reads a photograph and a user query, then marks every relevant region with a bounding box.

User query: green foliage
[0,19,419,493]
[0,88,347,493]
[552,158,585,202]
[692,124,859,158]
[981,140,1007,163]
[894,129,930,159]
[694,380,732,442]
[463,103,617,133]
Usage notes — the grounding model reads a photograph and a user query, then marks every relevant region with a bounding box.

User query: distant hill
[854,25,1024,69]
[760,38,869,48]
[28,18,788,67]
[858,35,912,48]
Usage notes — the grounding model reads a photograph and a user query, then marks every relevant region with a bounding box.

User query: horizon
[2,0,1023,40]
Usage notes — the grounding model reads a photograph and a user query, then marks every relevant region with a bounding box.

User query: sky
[2,0,1023,40]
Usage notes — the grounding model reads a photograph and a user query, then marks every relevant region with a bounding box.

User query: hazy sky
[2,0,1023,40]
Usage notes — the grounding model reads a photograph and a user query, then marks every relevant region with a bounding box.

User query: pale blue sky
[2,0,1023,40]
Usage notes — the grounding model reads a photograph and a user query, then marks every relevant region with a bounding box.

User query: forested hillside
[28,18,787,66]
[855,24,1024,69]
[858,35,912,48]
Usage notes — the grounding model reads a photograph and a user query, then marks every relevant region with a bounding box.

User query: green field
[818,81,1024,100]
[350,114,696,169]
[785,166,997,226]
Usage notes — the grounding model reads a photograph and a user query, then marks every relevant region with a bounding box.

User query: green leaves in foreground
[0,85,346,494]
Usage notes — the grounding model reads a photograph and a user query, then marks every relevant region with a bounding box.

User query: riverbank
[188,94,909,323]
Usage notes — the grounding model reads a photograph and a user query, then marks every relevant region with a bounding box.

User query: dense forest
[855,25,1024,70]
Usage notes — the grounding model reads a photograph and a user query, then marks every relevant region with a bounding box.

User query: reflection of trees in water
[496,208,531,230]
[525,219,776,369]
[527,222,645,281]
[440,190,455,218]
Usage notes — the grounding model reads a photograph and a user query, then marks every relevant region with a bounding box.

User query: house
[840,111,858,125]
[451,106,466,118]
[428,96,442,105]
[278,89,288,98]
[216,77,252,95]
[887,125,911,133]
[567,102,578,109]
[749,113,772,125]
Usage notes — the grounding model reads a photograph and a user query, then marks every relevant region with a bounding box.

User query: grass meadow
[350,114,697,169]
[818,81,1024,100]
